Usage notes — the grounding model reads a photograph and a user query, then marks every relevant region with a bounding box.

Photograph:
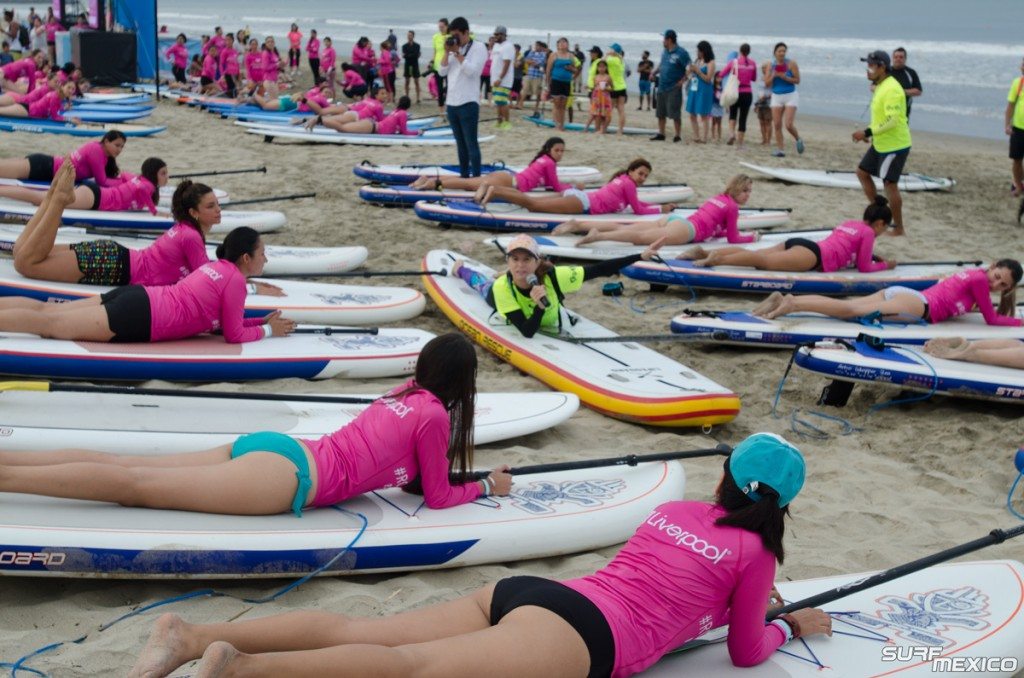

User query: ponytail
[862,195,892,226]
[994,258,1022,317]
[170,180,214,239]
[215,226,260,264]
[139,157,166,206]
[715,458,789,563]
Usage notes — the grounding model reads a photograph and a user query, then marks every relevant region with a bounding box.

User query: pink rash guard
[200,53,218,80]
[922,268,1022,326]
[261,50,280,82]
[350,97,383,121]
[128,223,210,285]
[563,501,786,676]
[244,52,264,82]
[320,47,336,73]
[165,44,189,70]
[687,194,754,243]
[342,69,367,91]
[97,175,157,214]
[297,87,329,112]
[376,109,416,135]
[587,175,660,216]
[815,220,888,273]
[3,58,37,91]
[351,45,375,69]
[220,47,240,76]
[514,154,571,193]
[145,259,265,343]
[11,84,49,106]
[718,56,757,94]
[306,37,320,59]
[300,379,482,508]
[52,141,117,187]
[27,90,65,121]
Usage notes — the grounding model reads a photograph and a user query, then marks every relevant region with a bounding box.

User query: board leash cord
[2,508,369,678]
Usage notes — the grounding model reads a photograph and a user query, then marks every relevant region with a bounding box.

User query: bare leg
[577,219,693,246]
[689,113,700,139]
[765,290,925,321]
[772,106,784,151]
[1012,159,1023,194]
[924,338,1024,368]
[783,105,800,142]
[479,186,584,214]
[0,103,31,117]
[323,117,373,133]
[13,161,85,281]
[410,173,513,192]
[883,181,904,236]
[696,243,817,271]
[0,157,32,179]
[0,298,114,340]
[554,217,648,236]
[0,184,96,209]
[0,444,231,468]
[752,291,785,317]
[857,166,878,203]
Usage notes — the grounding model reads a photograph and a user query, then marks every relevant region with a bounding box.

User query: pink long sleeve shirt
[587,175,661,216]
[165,44,189,70]
[320,47,336,73]
[922,268,1023,326]
[220,47,239,76]
[97,176,157,214]
[341,69,366,90]
[563,501,786,677]
[719,56,757,94]
[300,379,482,508]
[261,50,280,82]
[51,141,116,187]
[376,108,416,135]
[200,53,219,80]
[145,259,265,343]
[350,97,383,120]
[306,37,320,59]
[688,194,754,243]
[514,154,571,193]
[816,220,888,273]
[244,52,264,82]
[128,223,210,285]
[27,90,65,121]
[351,45,376,68]
[2,58,38,91]
[297,87,330,112]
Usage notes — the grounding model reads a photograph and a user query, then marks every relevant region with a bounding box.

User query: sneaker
[672,135,682,143]
[650,133,666,141]
[772,150,786,158]
[796,138,805,154]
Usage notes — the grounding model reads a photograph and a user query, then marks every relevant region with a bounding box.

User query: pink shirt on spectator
[351,45,375,68]
[300,379,481,508]
[98,176,157,215]
[719,56,757,94]
[287,31,302,49]
[341,69,366,90]
[244,52,263,82]
[377,50,395,76]
[145,259,264,343]
[514,154,571,193]
[165,44,189,69]
[816,220,888,273]
[688,193,754,244]
[220,47,239,76]
[563,501,786,677]
[922,268,1022,326]
[261,50,280,82]
[306,37,320,59]
[128,223,210,285]
[320,47,336,73]
[587,175,660,216]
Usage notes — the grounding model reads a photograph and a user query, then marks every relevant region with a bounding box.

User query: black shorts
[72,240,131,285]
[1010,127,1024,161]
[100,285,152,342]
[343,84,368,98]
[15,102,29,115]
[200,76,214,87]
[404,61,420,78]
[784,237,823,271]
[26,153,55,182]
[859,146,910,184]
[610,89,627,101]
[550,79,571,98]
[82,181,101,210]
[512,78,523,94]
[490,576,614,678]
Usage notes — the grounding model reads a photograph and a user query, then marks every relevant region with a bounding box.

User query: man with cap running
[652,29,690,142]
[853,50,911,236]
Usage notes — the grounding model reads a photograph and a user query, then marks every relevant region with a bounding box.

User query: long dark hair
[611,158,652,181]
[139,157,166,205]
[532,136,565,164]
[994,258,1022,316]
[100,130,126,179]
[215,226,260,263]
[170,180,213,240]
[696,40,714,62]
[397,333,477,491]
[862,195,892,225]
[715,457,789,563]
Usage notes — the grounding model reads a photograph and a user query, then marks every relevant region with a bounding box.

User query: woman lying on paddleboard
[301,82,386,129]
[0,333,511,518]
[123,432,830,678]
[247,82,332,113]
[0,130,126,185]
[308,95,419,136]
[0,156,166,215]
[476,158,678,215]
[0,78,79,123]
[555,173,757,247]
[693,197,895,270]
[407,136,585,193]
[453,233,664,338]
[0,68,59,107]
[924,337,1024,369]
[754,259,1022,325]
[0,225,294,342]
[9,161,283,296]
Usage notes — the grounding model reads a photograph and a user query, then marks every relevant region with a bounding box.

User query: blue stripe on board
[0,354,333,381]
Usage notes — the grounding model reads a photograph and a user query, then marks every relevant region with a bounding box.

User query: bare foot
[679,245,708,261]
[763,293,796,320]
[552,218,582,235]
[890,225,906,237]
[194,641,241,678]
[53,158,78,206]
[751,291,784,318]
[409,176,433,190]
[475,185,495,207]
[575,228,603,246]
[693,250,722,268]
[923,337,969,359]
[129,613,194,678]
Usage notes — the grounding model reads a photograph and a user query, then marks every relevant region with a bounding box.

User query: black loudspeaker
[72,31,137,85]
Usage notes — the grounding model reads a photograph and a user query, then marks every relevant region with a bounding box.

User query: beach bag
[720,60,740,108]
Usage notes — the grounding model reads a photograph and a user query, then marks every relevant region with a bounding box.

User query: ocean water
[8,0,1022,139]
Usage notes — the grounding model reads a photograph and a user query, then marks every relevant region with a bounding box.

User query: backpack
[17,23,30,48]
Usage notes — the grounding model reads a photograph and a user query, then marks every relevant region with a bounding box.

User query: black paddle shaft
[465,445,732,480]
[40,382,377,405]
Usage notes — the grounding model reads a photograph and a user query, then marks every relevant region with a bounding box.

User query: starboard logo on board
[510,479,626,515]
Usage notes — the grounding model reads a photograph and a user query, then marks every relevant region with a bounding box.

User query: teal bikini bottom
[231,431,312,517]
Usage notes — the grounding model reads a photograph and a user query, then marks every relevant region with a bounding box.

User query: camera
[445,36,457,47]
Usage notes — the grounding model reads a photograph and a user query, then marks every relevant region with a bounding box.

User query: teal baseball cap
[728,433,805,507]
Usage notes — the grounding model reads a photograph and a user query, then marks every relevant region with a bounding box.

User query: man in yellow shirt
[852,51,911,235]
[1005,56,1024,200]
[431,18,449,109]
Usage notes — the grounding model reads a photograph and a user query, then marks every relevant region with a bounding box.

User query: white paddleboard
[422,249,740,427]
[794,340,1024,404]
[0,258,425,326]
[0,390,580,452]
[0,327,433,381]
[0,461,684,578]
[645,560,1024,676]
[245,125,496,147]
[487,230,834,262]
[740,162,956,192]
[0,197,285,234]
[359,183,694,206]
[0,224,368,276]
[669,309,1024,348]
[352,162,603,186]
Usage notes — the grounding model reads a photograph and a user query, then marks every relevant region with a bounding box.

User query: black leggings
[172,65,186,83]
[224,73,237,98]
[309,57,321,84]
[288,47,300,68]
[729,91,753,133]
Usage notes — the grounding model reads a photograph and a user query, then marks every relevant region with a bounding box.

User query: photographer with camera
[439,16,487,178]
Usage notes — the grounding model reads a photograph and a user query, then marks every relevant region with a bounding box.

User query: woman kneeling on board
[123,433,830,678]
[407,136,585,193]
[0,225,294,342]
[0,156,167,215]
[476,158,678,215]
[453,233,665,337]
[925,338,1024,369]
[555,173,756,247]
[693,197,895,270]
[754,259,1022,325]
[0,333,510,518]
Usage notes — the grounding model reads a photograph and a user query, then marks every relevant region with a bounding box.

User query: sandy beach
[0,92,1022,676]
